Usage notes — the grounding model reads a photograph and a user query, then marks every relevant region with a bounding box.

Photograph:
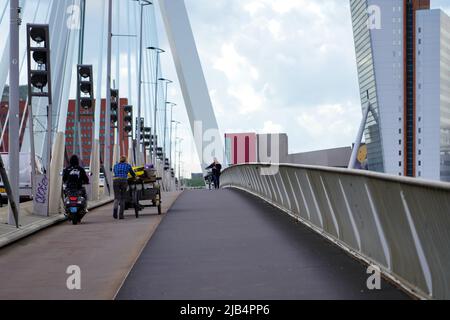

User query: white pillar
[49,132,65,215]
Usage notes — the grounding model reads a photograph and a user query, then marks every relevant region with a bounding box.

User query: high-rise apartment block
[350,0,450,181]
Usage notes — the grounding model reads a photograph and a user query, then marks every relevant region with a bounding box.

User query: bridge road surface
[117,189,410,300]
[0,192,181,300]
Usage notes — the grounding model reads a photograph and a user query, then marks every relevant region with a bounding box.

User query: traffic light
[143,127,151,149]
[26,24,52,97]
[164,158,170,171]
[110,89,119,124]
[151,134,158,147]
[138,118,145,141]
[156,147,164,160]
[77,65,94,111]
[123,105,133,136]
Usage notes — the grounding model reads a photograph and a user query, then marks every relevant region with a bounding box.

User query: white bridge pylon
[159,0,223,171]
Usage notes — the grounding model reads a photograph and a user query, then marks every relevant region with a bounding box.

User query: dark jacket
[206,162,222,176]
[63,165,90,189]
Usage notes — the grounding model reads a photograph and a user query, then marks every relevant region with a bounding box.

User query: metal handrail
[221,163,450,300]
[222,163,450,191]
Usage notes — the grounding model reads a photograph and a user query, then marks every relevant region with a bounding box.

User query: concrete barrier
[221,163,450,300]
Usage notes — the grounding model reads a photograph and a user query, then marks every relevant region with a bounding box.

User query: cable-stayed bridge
[0,0,449,301]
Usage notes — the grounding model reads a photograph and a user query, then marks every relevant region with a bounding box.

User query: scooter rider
[63,155,90,199]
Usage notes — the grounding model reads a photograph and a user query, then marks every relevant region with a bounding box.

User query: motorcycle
[64,188,87,225]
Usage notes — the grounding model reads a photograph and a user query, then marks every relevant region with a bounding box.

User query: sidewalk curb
[0,197,114,249]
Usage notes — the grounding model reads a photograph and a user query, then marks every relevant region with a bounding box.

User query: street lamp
[158,78,172,164]
[167,102,177,165]
[133,0,152,163]
[172,120,181,183]
[148,46,165,164]
[176,138,184,188]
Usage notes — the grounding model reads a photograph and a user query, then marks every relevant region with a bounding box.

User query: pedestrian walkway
[117,189,410,300]
[0,191,181,300]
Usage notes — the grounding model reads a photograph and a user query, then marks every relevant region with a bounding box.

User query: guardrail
[221,163,450,300]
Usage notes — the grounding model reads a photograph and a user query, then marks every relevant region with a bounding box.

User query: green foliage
[183,178,205,188]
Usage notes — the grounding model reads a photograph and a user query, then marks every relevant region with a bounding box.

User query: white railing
[221,163,450,300]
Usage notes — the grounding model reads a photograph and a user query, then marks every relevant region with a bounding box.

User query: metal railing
[221,163,450,300]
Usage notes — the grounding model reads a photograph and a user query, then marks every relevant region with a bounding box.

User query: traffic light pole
[8,0,20,225]
[104,0,112,195]
[74,0,86,161]
[43,25,53,213]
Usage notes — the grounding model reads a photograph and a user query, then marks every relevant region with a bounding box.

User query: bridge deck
[117,189,409,300]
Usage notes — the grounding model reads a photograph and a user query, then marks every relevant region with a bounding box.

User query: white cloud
[267,19,284,41]
[209,89,225,116]
[178,0,362,158]
[296,102,361,151]
[158,0,450,173]
[228,84,266,115]
[243,1,266,16]
[260,121,284,134]
[213,43,246,81]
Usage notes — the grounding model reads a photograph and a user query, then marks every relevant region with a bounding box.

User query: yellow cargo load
[128,166,145,178]
[128,166,158,183]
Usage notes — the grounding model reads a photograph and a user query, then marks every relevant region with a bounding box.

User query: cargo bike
[124,165,162,217]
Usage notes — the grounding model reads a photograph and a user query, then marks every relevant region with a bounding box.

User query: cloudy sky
[1,0,449,176]
[155,0,450,175]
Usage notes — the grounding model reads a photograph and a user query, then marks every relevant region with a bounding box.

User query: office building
[225,132,353,168]
[350,0,450,181]
[65,98,129,164]
[225,133,257,165]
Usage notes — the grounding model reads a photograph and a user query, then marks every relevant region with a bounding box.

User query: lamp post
[147,46,165,164]
[171,120,180,171]
[133,0,152,164]
[158,78,172,163]
[167,102,177,165]
[74,0,86,160]
[176,138,184,189]
[104,0,113,195]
